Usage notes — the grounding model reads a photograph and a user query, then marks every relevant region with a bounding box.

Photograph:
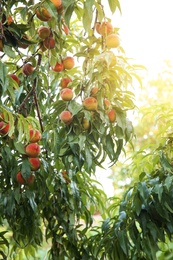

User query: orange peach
[50,0,62,9]
[60,110,73,125]
[91,87,99,96]
[43,37,55,49]
[36,6,52,21]
[83,97,98,111]
[104,98,111,110]
[62,56,75,70]
[100,22,113,36]
[52,61,64,72]
[60,88,73,101]
[38,26,51,39]
[22,63,34,76]
[60,77,72,88]
[107,108,116,123]
[29,129,42,143]
[28,157,41,171]
[9,74,20,85]
[106,34,120,49]
[25,143,41,157]
[7,16,13,25]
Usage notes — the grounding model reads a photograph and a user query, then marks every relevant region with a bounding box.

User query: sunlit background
[97,0,173,196]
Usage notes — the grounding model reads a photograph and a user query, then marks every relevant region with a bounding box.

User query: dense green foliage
[1,0,173,259]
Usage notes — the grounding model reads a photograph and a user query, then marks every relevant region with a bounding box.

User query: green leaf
[83,0,94,33]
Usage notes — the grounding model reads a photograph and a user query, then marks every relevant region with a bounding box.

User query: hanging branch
[18,54,42,114]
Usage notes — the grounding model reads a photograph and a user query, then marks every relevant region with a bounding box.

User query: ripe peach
[0,121,10,135]
[106,34,120,49]
[95,22,101,34]
[9,74,20,85]
[29,129,42,143]
[43,37,55,50]
[38,26,51,39]
[91,87,99,96]
[62,57,75,70]
[36,6,52,21]
[82,117,90,130]
[28,157,41,171]
[0,113,10,135]
[52,61,64,72]
[99,22,113,36]
[107,108,116,123]
[25,143,41,157]
[16,172,26,184]
[22,63,34,76]
[104,98,111,110]
[60,110,73,125]
[16,172,35,185]
[50,0,62,9]
[27,174,35,184]
[60,77,72,88]
[7,16,13,25]
[83,97,98,111]
[60,88,73,101]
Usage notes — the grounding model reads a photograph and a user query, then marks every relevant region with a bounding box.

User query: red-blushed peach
[62,57,75,70]
[16,172,26,184]
[25,143,41,157]
[82,117,90,130]
[83,97,98,111]
[60,77,72,88]
[38,26,51,39]
[29,129,42,143]
[106,34,120,49]
[104,98,111,110]
[99,22,113,36]
[91,87,99,96]
[60,110,73,125]
[22,63,34,76]
[28,157,41,171]
[107,108,116,123]
[60,88,73,101]
[52,62,64,72]
[43,37,55,50]
[36,6,52,21]
[0,114,10,135]
[16,171,35,185]
[9,74,20,85]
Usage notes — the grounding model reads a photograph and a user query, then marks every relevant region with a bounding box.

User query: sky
[113,0,173,74]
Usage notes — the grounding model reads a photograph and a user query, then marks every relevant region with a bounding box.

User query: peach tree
[0,0,149,259]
